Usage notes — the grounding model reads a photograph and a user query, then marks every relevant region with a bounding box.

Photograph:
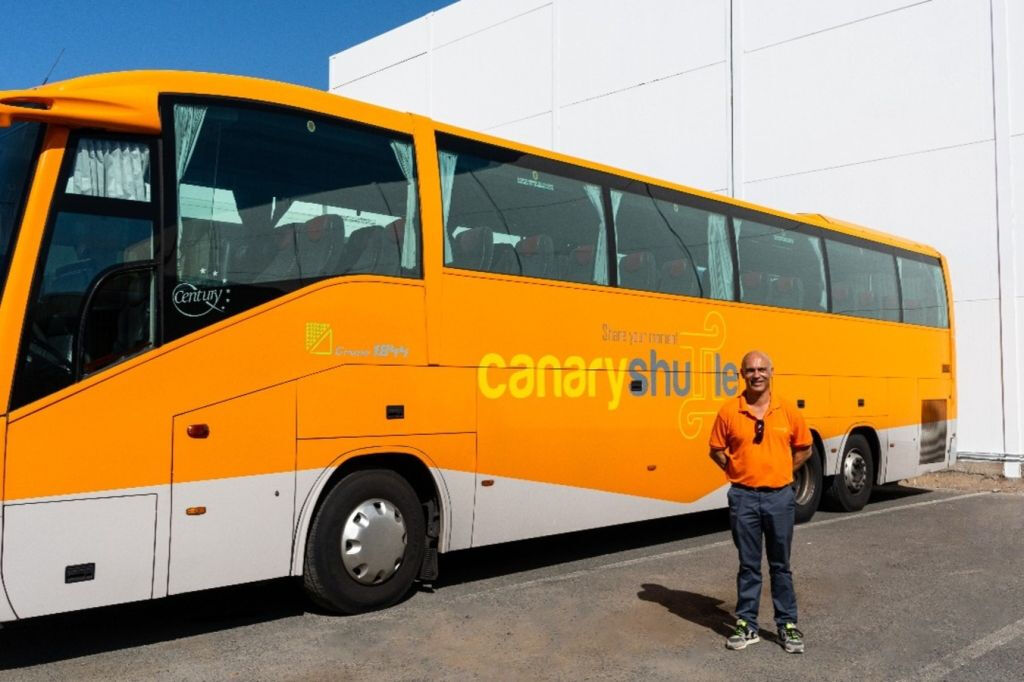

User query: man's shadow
[637,583,744,639]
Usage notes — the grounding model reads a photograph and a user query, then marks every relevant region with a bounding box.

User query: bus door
[1,132,165,618]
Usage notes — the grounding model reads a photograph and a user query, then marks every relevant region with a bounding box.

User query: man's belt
[731,482,790,492]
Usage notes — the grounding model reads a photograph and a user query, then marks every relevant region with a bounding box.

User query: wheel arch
[290,446,451,576]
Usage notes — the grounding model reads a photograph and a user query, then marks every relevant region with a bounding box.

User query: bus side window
[437,135,610,286]
[167,102,422,342]
[734,218,826,313]
[610,186,733,300]
[898,256,948,328]
[825,239,900,322]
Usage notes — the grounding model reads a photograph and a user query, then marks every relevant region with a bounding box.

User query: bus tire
[303,469,425,614]
[824,434,874,512]
[792,446,823,524]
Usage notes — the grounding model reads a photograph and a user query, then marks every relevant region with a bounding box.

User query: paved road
[1,486,1022,680]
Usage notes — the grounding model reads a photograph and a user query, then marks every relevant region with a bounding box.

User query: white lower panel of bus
[169,471,296,595]
[471,476,729,549]
[2,494,159,619]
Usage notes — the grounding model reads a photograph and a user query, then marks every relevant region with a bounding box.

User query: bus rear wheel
[792,446,823,524]
[303,469,425,614]
[825,434,875,512]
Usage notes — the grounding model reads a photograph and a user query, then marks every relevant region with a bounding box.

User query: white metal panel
[432,0,550,47]
[328,17,430,88]
[1009,0,1024,137]
[883,423,922,482]
[486,112,553,149]
[1013,134,1024,293]
[169,472,294,594]
[558,64,729,190]
[432,6,553,131]
[472,474,728,548]
[742,0,993,182]
[953,299,1005,455]
[742,0,925,51]
[743,141,1000,304]
[331,56,431,114]
[558,0,726,106]
[3,495,157,619]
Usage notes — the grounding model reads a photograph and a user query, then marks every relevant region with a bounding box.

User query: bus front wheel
[303,469,426,614]
[824,434,875,512]
[792,446,823,524]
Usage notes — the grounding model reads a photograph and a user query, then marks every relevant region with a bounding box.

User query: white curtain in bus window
[439,150,458,263]
[825,239,899,322]
[65,138,151,202]
[390,141,418,270]
[439,143,609,285]
[898,256,948,328]
[585,184,610,285]
[734,219,826,312]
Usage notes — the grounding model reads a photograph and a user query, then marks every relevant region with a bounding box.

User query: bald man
[709,350,812,654]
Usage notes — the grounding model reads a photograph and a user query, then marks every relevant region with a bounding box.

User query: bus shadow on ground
[0,578,306,670]
[0,484,932,669]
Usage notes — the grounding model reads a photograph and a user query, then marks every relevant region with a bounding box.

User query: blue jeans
[727,484,798,631]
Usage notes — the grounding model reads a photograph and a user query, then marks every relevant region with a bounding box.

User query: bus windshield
[0,121,42,299]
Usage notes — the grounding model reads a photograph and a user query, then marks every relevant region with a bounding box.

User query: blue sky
[0,0,457,91]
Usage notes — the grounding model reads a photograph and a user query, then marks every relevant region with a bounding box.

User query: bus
[0,71,954,619]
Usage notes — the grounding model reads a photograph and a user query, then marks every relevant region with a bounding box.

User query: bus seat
[563,244,595,283]
[490,244,520,274]
[771,276,803,309]
[246,223,300,283]
[832,283,850,310]
[374,222,402,276]
[336,225,384,275]
[292,215,346,280]
[659,258,701,297]
[741,271,767,303]
[618,251,657,290]
[857,291,877,315]
[515,234,555,278]
[452,226,494,270]
[883,295,900,317]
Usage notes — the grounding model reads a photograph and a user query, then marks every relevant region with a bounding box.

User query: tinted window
[0,121,42,299]
[899,256,948,327]
[170,102,421,338]
[735,218,826,312]
[612,186,733,299]
[438,138,609,285]
[12,212,155,408]
[825,240,899,322]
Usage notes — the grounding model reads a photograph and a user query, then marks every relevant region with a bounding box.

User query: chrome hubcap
[340,498,407,585]
[843,449,868,493]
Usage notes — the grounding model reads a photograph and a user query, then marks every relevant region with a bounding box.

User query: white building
[329,0,1023,473]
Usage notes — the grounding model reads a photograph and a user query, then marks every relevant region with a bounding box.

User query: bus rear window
[0,121,42,298]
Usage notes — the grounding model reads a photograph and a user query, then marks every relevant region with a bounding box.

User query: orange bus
[0,71,954,618]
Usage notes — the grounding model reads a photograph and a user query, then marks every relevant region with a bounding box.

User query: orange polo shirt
[709,393,813,488]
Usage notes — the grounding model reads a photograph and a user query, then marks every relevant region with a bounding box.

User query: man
[708,350,812,654]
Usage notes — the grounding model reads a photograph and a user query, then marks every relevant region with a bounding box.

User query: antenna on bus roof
[40,48,66,86]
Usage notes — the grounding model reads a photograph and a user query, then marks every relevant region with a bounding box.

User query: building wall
[329,0,1022,459]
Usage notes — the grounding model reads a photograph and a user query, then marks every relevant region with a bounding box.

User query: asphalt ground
[1,485,1022,680]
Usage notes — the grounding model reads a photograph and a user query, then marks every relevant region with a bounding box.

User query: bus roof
[0,70,941,259]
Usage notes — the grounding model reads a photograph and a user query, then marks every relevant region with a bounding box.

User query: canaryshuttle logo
[476,311,739,440]
[171,282,229,317]
[477,350,739,411]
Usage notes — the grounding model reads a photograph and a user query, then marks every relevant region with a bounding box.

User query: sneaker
[779,623,804,653]
[725,619,760,650]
